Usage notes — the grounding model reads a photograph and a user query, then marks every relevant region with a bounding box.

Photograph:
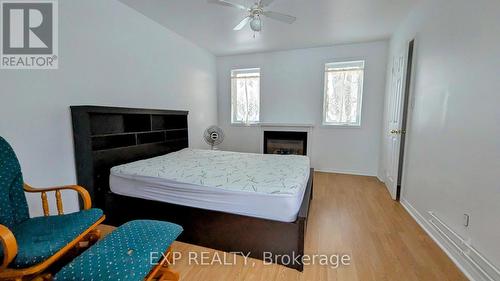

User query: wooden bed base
[104,169,314,271]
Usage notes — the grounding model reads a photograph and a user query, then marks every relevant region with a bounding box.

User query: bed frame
[71,105,313,271]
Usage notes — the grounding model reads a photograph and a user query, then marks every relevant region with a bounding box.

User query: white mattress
[109,148,310,222]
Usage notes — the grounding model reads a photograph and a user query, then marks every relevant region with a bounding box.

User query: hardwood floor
[98,172,468,281]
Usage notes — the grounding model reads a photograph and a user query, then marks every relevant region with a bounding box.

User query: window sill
[321,123,362,128]
[231,122,316,128]
[230,122,261,127]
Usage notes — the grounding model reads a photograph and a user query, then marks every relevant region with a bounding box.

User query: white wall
[380,0,500,279]
[217,41,388,175]
[0,0,217,217]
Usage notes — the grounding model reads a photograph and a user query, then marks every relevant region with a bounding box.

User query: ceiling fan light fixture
[209,0,295,34]
[250,16,262,32]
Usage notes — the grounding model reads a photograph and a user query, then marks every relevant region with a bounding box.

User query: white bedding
[109,148,310,222]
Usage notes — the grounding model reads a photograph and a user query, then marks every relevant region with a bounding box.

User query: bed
[109,148,310,222]
[71,106,314,271]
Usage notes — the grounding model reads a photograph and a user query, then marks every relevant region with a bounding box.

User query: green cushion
[55,220,183,281]
[10,208,103,268]
[0,136,30,229]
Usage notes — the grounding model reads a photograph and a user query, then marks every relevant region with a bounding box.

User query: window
[231,68,260,124]
[323,60,365,126]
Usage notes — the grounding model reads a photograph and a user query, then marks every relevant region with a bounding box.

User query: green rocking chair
[0,136,105,280]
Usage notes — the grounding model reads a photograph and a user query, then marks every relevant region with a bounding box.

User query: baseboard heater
[428,211,500,281]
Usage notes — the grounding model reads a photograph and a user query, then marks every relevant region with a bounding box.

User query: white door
[385,53,406,199]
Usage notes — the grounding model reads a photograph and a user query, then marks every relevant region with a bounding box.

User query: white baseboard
[376,171,385,183]
[376,175,385,183]
[314,168,377,177]
[401,199,499,281]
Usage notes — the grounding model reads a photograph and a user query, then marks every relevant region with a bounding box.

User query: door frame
[395,39,416,200]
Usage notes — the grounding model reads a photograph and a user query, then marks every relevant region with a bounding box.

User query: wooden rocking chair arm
[0,224,18,269]
[23,184,92,210]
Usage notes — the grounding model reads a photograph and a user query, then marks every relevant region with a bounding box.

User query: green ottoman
[55,220,183,281]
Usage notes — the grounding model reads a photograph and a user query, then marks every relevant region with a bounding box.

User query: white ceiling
[118,0,418,56]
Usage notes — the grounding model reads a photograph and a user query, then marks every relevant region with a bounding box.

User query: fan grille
[204,125,224,147]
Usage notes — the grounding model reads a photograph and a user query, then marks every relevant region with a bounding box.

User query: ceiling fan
[208,0,296,32]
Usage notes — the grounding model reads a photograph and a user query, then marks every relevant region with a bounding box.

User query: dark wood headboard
[71,106,189,209]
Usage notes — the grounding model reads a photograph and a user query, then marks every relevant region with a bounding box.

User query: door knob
[390,129,406,135]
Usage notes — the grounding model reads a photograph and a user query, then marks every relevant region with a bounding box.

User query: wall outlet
[463,214,470,227]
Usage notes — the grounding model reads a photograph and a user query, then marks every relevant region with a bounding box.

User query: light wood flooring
[98,172,467,281]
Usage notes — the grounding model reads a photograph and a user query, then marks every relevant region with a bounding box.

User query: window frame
[230,67,261,125]
[322,59,365,127]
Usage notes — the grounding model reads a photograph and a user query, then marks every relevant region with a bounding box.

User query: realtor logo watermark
[1,0,58,69]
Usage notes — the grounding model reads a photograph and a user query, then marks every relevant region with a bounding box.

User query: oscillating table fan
[204,125,224,150]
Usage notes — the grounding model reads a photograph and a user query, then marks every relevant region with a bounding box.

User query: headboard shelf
[164,128,189,132]
[71,106,189,209]
[152,114,187,130]
[91,128,188,138]
[137,131,165,145]
[91,134,137,151]
[166,137,189,143]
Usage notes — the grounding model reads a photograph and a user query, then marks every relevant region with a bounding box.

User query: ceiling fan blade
[208,0,249,11]
[262,11,296,24]
[233,16,251,30]
[259,0,275,7]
